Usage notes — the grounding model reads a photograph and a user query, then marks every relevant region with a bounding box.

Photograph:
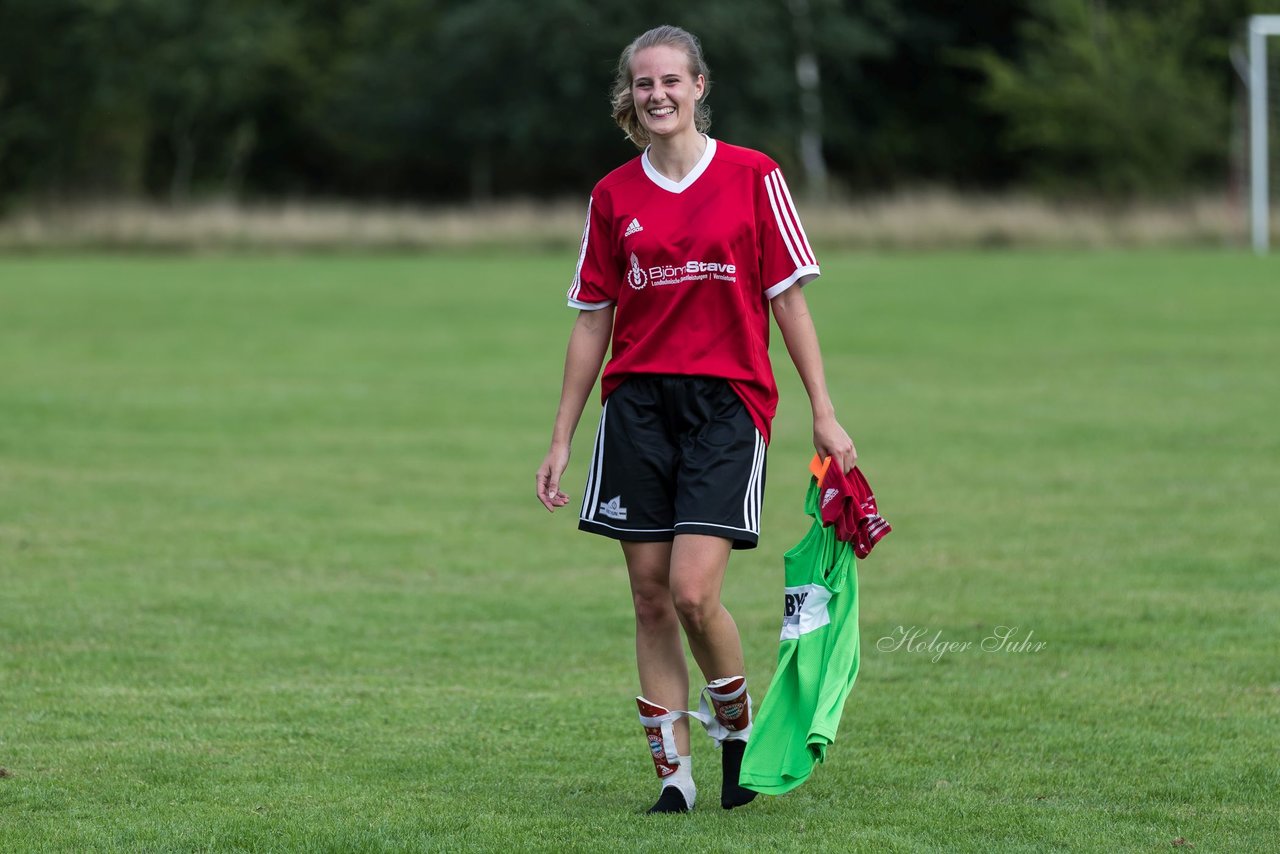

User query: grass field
[2,250,1277,852]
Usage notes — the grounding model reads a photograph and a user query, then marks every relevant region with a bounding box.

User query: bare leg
[668,534,743,682]
[668,534,756,810]
[621,540,690,755]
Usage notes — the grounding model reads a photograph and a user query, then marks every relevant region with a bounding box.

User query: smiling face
[630,45,706,143]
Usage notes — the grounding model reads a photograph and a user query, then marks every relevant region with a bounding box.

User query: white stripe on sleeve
[772,170,817,266]
[765,170,815,268]
[763,171,803,271]
[568,196,592,302]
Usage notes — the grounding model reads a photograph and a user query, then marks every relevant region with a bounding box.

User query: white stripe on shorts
[741,430,765,535]
[580,400,609,522]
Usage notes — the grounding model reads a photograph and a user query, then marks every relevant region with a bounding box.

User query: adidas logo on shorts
[624,217,644,237]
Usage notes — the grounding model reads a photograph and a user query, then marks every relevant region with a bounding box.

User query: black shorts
[578,375,766,550]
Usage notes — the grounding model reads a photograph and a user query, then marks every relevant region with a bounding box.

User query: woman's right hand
[536,444,572,512]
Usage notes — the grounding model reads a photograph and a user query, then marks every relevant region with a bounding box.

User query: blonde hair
[611,25,712,149]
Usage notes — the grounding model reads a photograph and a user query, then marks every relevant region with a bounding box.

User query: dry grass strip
[0,193,1272,252]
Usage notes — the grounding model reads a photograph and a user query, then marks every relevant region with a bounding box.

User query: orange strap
[809,453,833,482]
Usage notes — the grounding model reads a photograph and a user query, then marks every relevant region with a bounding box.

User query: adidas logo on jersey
[822,487,840,509]
[624,218,644,237]
[598,495,629,521]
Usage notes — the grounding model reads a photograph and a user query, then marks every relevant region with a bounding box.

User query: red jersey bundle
[809,455,891,558]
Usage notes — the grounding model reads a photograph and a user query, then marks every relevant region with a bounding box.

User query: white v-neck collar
[641,136,717,194]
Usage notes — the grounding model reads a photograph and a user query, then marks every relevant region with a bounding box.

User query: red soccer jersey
[567,138,819,443]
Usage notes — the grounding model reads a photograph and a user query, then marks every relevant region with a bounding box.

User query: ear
[694,74,705,100]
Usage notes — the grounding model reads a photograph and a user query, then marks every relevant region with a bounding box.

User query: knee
[672,588,719,636]
[632,586,677,631]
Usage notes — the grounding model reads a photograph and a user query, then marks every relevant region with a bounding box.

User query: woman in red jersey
[536,24,855,814]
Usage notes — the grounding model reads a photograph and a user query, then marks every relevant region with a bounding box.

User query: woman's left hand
[814,412,857,474]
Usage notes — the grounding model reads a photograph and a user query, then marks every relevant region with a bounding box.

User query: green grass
[1,250,1277,852]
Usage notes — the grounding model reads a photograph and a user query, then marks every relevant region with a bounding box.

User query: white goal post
[1249,15,1280,254]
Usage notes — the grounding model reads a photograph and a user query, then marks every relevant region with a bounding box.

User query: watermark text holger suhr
[877,625,1047,663]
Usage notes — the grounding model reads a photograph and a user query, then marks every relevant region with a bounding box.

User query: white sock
[663,755,696,808]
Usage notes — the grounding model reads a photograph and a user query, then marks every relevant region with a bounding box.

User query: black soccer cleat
[646,785,692,814]
[720,740,758,810]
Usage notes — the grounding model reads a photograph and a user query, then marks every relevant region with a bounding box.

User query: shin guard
[697,676,753,744]
[636,696,682,780]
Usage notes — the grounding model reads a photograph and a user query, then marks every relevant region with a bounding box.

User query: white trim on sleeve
[568,297,614,310]
[764,265,820,300]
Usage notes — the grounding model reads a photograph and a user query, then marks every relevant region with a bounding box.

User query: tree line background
[0,0,1271,209]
